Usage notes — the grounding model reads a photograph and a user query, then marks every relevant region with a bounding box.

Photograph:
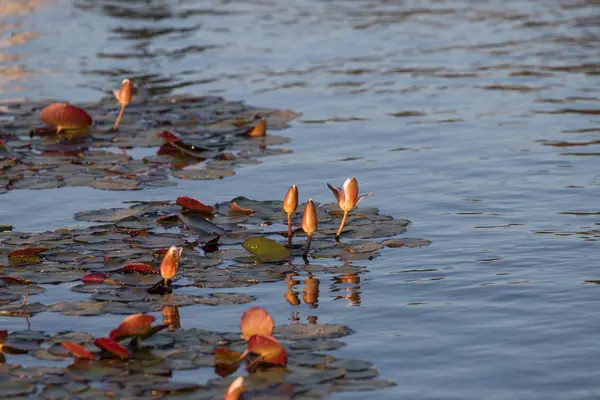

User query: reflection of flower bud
[307,315,318,324]
[303,274,320,309]
[162,306,181,330]
[283,185,298,215]
[160,246,182,281]
[285,290,300,306]
[114,79,132,106]
[301,199,318,235]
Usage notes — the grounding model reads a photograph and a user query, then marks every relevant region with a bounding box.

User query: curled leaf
[229,202,255,215]
[224,376,245,400]
[94,337,130,359]
[109,313,156,340]
[158,131,180,142]
[176,196,214,214]
[8,247,47,260]
[81,272,108,285]
[122,263,160,275]
[62,341,95,360]
[40,103,92,132]
[248,117,266,137]
[245,335,287,367]
[240,307,274,341]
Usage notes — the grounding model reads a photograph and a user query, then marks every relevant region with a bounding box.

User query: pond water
[1,0,600,398]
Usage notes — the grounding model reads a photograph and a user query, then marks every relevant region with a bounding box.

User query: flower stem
[303,233,312,259]
[113,105,126,131]
[287,213,292,247]
[336,211,349,239]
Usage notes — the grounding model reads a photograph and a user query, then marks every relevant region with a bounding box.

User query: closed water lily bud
[341,177,359,211]
[248,117,266,137]
[302,199,317,235]
[160,246,182,281]
[114,79,132,106]
[283,185,298,214]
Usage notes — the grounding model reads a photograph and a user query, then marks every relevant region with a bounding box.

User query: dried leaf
[240,307,274,341]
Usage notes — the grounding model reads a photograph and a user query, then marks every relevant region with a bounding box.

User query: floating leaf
[81,272,109,285]
[178,212,227,235]
[240,307,274,341]
[94,337,130,359]
[8,247,47,261]
[39,103,92,132]
[224,376,245,400]
[176,196,214,214]
[62,341,95,360]
[0,276,32,285]
[214,348,243,377]
[245,335,287,367]
[122,263,160,275]
[158,130,181,142]
[242,237,290,262]
[229,202,255,215]
[110,313,156,340]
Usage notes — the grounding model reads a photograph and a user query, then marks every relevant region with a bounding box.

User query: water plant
[112,78,132,131]
[283,184,298,246]
[224,376,245,400]
[302,199,318,258]
[39,102,92,134]
[160,245,182,287]
[327,177,372,239]
[247,116,266,137]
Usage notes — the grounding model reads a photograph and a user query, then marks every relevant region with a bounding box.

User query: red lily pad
[62,341,95,360]
[122,263,160,275]
[94,337,130,359]
[158,130,180,142]
[109,313,156,340]
[245,335,288,367]
[229,202,255,215]
[176,196,214,214]
[240,307,274,341]
[81,272,108,285]
[8,247,48,261]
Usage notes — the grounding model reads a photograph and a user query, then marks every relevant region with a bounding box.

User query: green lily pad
[242,237,291,262]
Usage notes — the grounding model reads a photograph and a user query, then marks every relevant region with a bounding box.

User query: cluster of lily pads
[0,81,299,194]
[0,305,396,398]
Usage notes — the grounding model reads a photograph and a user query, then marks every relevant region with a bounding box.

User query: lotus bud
[327,177,372,239]
[283,185,298,245]
[302,199,317,258]
[112,78,132,131]
[160,246,182,286]
[224,376,245,400]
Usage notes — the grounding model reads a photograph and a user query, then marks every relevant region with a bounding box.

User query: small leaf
[62,341,95,360]
[246,335,287,367]
[240,307,274,341]
[122,263,159,275]
[0,330,7,346]
[176,196,214,214]
[158,131,180,142]
[242,237,290,262]
[229,202,255,215]
[214,348,243,378]
[178,212,227,235]
[8,247,47,260]
[224,376,245,400]
[81,272,108,285]
[94,337,130,359]
[109,313,156,340]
